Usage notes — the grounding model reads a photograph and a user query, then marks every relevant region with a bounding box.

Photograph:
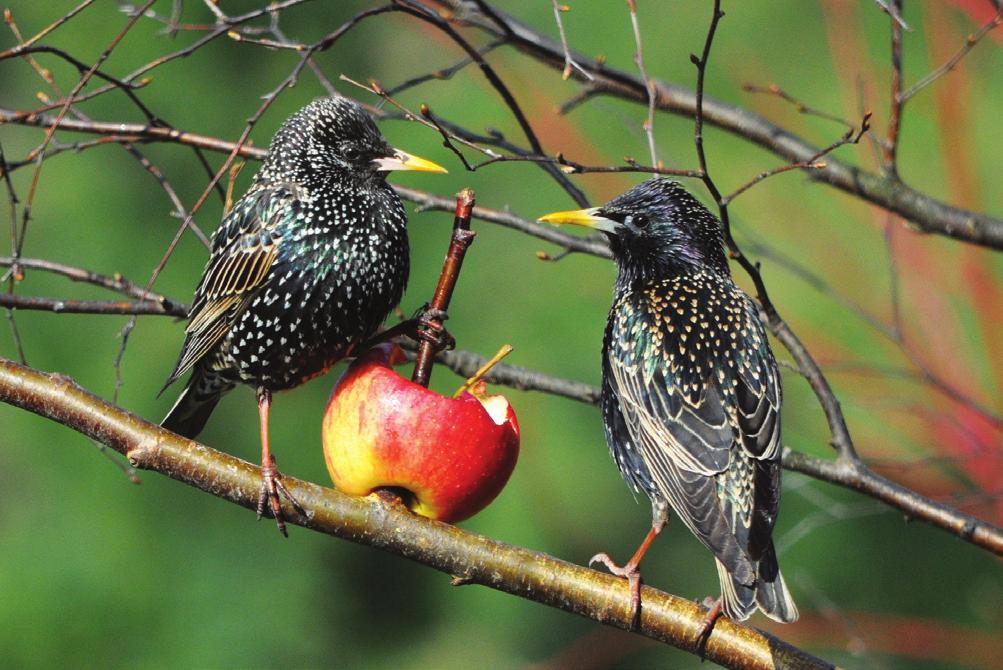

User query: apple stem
[452,344,514,398]
[412,188,477,388]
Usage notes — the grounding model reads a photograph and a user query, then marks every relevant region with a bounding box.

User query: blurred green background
[1,1,1000,668]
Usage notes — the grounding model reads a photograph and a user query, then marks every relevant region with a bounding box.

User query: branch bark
[0,356,833,670]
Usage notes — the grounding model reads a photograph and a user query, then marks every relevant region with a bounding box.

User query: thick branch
[782,449,1002,554]
[0,357,832,670]
[428,0,1003,250]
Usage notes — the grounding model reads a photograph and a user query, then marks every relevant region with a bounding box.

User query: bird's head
[262,96,446,187]
[538,178,729,285]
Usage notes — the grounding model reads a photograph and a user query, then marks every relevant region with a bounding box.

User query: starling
[162,96,446,534]
[539,178,798,626]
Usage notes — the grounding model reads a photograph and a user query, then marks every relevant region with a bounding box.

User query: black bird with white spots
[539,178,797,625]
[162,96,446,534]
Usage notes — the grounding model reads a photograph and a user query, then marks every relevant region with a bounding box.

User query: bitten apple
[323,344,520,523]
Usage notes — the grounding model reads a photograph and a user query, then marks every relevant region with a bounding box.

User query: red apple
[322,344,520,523]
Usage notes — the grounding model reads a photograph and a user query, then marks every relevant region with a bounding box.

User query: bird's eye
[342,146,362,161]
[627,214,650,229]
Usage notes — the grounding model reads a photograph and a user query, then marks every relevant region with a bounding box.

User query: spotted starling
[539,178,798,625]
[162,96,446,534]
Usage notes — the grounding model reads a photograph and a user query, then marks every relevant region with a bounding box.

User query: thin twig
[722,114,871,206]
[385,40,504,96]
[551,1,592,81]
[742,83,857,131]
[873,0,910,30]
[626,0,658,166]
[884,0,904,176]
[340,75,498,158]
[0,256,182,306]
[122,0,318,83]
[3,307,26,363]
[0,293,185,317]
[391,0,545,156]
[901,8,1003,102]
[385,0,591,206]
[0,1,95,57]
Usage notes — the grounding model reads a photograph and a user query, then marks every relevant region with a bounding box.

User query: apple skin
[323,344,520,523]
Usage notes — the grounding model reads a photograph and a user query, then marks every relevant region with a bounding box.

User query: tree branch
[782,449,1002,554]
[0,356,833,670]
[0,292,185,317]
[427,0,1003,250]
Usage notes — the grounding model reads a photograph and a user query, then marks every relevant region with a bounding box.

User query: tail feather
[161,370,231,439]
[715,542,798,623]
[753,543,799,623]
[716,559,756,621]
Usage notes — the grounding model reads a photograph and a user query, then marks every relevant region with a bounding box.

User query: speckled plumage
[550,178,798,623]
[162,97,412,438]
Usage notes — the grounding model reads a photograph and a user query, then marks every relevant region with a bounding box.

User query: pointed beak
[373,149,448,174]
[537,207,617,233]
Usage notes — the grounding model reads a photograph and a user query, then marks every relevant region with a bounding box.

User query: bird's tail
[715,541,798,623]
[161,369,232,439]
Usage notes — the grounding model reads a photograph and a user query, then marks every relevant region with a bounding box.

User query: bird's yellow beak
[537,207,617,233]
[374,149,448,174]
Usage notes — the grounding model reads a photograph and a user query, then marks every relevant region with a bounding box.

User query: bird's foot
[410,304,455,352]
[256,455,305,537]
[695,597,723,656]
[590,551,644,629]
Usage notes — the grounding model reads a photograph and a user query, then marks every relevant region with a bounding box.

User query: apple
[322,344,520,523]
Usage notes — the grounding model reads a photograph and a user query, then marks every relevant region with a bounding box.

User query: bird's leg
[255,387,304,536]
[696,597,724,655]
[589,502,669,629]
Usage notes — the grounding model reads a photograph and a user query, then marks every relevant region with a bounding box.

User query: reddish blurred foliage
[765,609,1003,668]
[948,0,1003,43]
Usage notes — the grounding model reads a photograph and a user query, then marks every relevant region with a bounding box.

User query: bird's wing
[164,185,299,386]
[605,278,782,571]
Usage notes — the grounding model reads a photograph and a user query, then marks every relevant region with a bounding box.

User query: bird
[538,178,797,629]
[161,96,447,535]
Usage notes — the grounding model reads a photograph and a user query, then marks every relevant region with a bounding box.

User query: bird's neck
[613,248,730,297]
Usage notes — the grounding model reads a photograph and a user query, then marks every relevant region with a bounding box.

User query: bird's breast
[223,189,409,389]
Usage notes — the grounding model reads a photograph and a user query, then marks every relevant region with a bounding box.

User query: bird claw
[695,597,723,657]
[256,455,304,537]
[589,552,643,629]
[411,304,455,352]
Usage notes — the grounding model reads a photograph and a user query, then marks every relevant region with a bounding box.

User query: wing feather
[164,186,296,386]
